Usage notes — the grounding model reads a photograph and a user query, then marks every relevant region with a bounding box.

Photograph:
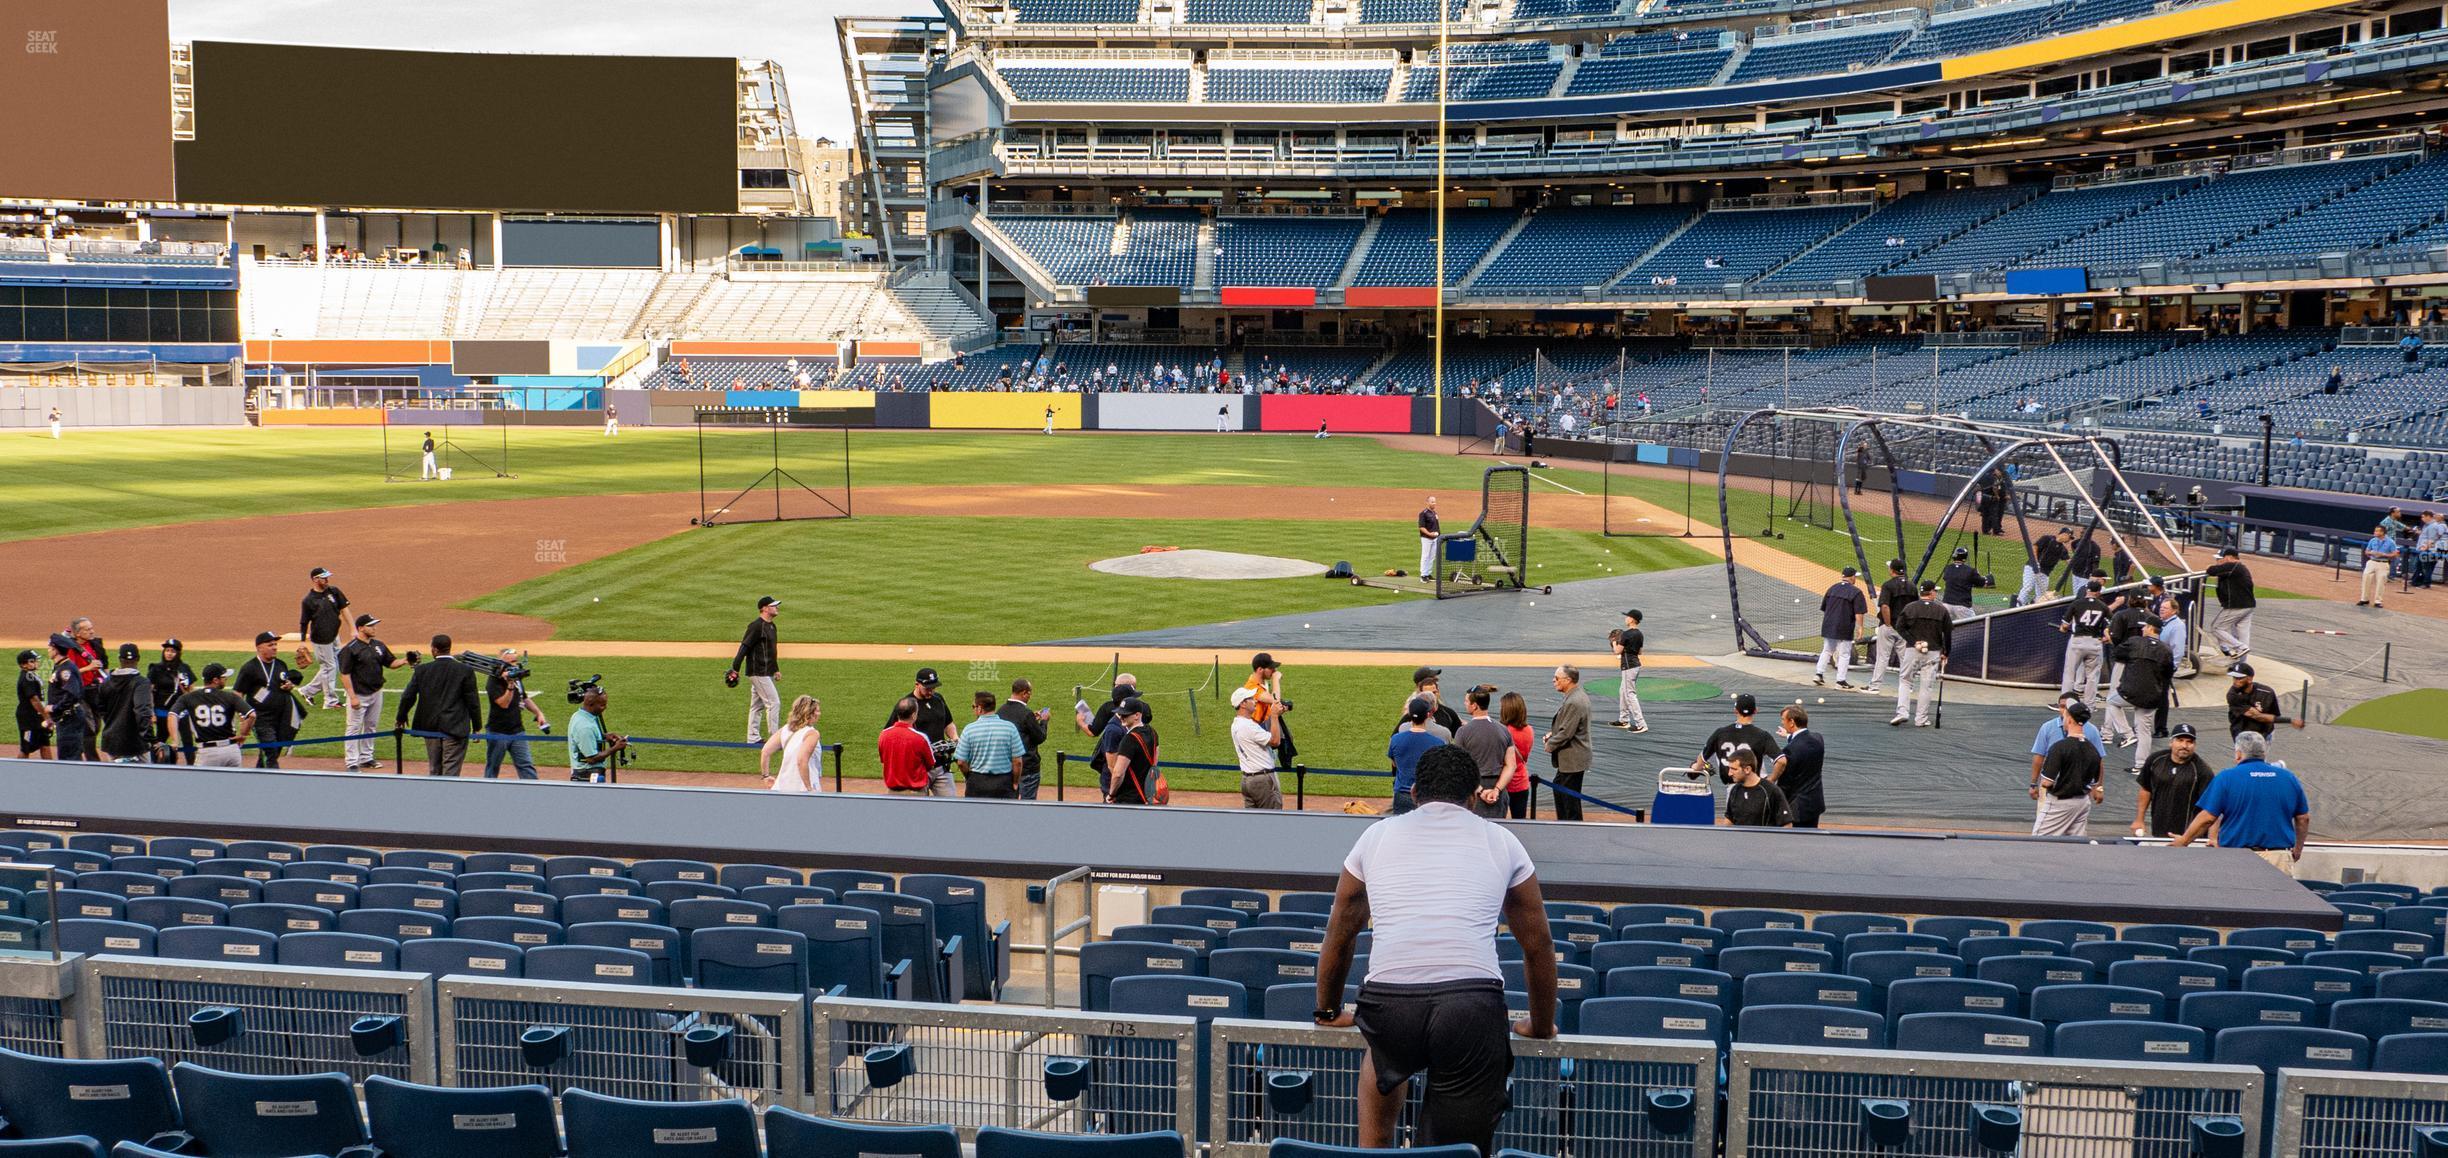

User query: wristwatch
[1312,1005,1342,1025]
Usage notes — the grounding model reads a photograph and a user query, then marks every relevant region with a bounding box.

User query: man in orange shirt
[1243,652,1294,774]
[878,697,937,796]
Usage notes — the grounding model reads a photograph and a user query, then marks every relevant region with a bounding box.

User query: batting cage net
[1437,465,1542,599]
[381,421,513,483]
[692,409,853,527]
[1598,417,1722,538]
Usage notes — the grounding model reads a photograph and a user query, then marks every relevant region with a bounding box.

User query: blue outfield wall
[875,392,931,429]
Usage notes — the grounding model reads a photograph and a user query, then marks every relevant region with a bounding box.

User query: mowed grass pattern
[472,515,1710,644]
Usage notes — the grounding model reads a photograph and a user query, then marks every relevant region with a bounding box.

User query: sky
[166,0,920,141]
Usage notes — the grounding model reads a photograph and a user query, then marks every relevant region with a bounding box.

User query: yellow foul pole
[1432,0,1450,437]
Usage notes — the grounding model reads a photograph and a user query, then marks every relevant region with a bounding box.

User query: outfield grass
[471,515,1710,644]
[167,648,1711,794]
[0,427,1616,543]
[2334,687,2448,741]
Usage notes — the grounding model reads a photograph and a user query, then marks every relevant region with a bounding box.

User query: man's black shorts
[1355,979,1513,1152]
[18,724,49,757]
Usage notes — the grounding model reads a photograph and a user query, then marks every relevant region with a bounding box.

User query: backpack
[1115,730,1169,806]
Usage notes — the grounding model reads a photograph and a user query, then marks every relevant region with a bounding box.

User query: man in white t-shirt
[1316,744,1557,1153]
[1230,686,1284,810]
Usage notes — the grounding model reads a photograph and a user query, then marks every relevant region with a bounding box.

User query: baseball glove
[292,643,316,669]
[724,670,741,688]
[1341,799,1380,816]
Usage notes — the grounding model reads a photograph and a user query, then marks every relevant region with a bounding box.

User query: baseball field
[2,423,2029,795]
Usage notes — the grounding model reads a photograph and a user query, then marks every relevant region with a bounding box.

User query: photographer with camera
[480,647,551,780]
[396,633,481,777]
[567,679,626,782]
[232,631,309,769]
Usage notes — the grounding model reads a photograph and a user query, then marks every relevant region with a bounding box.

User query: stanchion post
[832,744,845,793]
[2300,679,2311,721]
[1529,778,1541,819]
[2383,642,2393,684]
[392,729,403,775]
[1294,764,1307,812]
[1055,752,1069,802]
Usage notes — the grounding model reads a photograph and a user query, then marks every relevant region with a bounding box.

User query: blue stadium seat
[1729,928,1841,955]
[764,1106,961,1158]
[1743,971,1872,1012]
[2379,970,2448,1003]
[628,859,719,888]
[0,1049,186,1150]
[2231,927,2331,955]
[2052,1019,2207,1062]
[1255,913,1329,931]
[228,902,333,937]
[1578,996,1726,1044]
[1710,908,1805,935]
[973,1127,1185,1158]
[563,923,681,988]
[543,856,626,881]
[1893,1012,2048,1056]
[0,917,38,952]
[1603,966,1735,1020]
[1110,924,1223,956]
[171,1064,368,1158]
[360,884,456,922]
[1548,919,1612,964]
[1885,977,2023,1020]
[122,896,226,931]
[333,908,449,942]
[1840,932,1951,962]
[1957,936,2068,968]
[2328,997,2448,1042]
[26,850,106,876]
[560,1089,758,1158]
[776,905,906,1001]
[459,852,545,877]
[2304,949,2418,977]
[1616,921,1729,952]
[260,879,360,914]
[1108,976,1245,1140]
[841,892,957,1004]
[2338,929,2438,959]
[741,885,838,911]
[525,945,654,987]
[2106,959,2228,1004]
[1717,946,1835,983]
[2190,945,2297,976]
[2071,940,2178,970]
[644,881,734,906]
[453,916,564,950]
[364,1076,558,1158]
[2179,991,2320,1036]
[1734,1004,1886,1049]
[1812,913,1909,939]
[72,872,170,902]
[2122,924,2222,950]
[368,867,455,889]
[26,890,122,923]
[1227,927,1324,954]
[2028,984,2165,1026]
[2245,964,2373,1011]
[1847,952,1966,1012]
[689,928,808,994]
[454,872,546,896]
[1181,888,1270,916]
[456,889,558,923]
[2375,1032,2448,1076]
[1609,904,1703,931]
[807,869,896,897]
[1278,892,1336,916]
[1211,948,1321,997]
[1080,941,1204,1013]
[278,931,399,972]
[2212,1025,2369,1075]
[54,919,152,958]
[1589,939,1716,972]
[561,894,665,927]
[2019,920,2117,949]
[1913,917,2011,946]
[222,841,303,864]
[547,875,642,900]
[717,864,802,892]
[900,874,1008,1001]
[280,862,370,887]
[1150,904,1252,934]
[1500,961,1597,1033]
[399,938,523,978]
[108,858,194,881]
[154,925,276,964]
[151,837,225,861]
[1974,955,2095,996]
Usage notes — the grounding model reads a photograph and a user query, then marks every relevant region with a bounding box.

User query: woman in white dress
[770,696,825,793]
[756,695,810,782]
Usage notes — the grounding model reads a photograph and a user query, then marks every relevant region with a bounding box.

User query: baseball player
[1043,406,1055,435]
[1416,496,1441,581]
[147,640,196,764]
[1814,567,1867,688]
[1891,582,1952,728]
[231,631,309,769]
[15,649,51,759]
[1938,547,1981,619]
[47,408,61,439]
[420,431,438,480]
[1865,559,1915,695]
[729,596,782,743]
[298,567,350,709]
[2057,579,2112,706]
[170,664,254,768]
[336,614,409,772]
[604,402,619,437]
[1216,405,1229,434]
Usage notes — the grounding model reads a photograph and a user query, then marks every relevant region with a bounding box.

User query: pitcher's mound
[1090,549,1325,580]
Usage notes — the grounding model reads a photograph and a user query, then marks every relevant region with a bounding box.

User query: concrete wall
[0,386,246,427]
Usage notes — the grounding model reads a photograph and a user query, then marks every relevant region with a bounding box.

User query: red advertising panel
[1258,395,1414,433]
[1344,287,1440,308]
[0,0,176,201]
[1220,287,1319,307]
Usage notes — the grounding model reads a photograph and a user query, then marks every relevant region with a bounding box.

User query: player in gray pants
[732,596,784,743]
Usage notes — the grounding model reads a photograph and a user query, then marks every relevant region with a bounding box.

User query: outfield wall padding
[1094,394,1242,431]
[258,407,385,426]
[604,389,653,423]
[671,341,839,357]
[0,385,247,427]
[874,392,931,429]
[799,390,875,408]
[388,408,482,426]
[246,339,453,366]
[725,389,798,408]
[934,392,1079,429]
[1260,395,1412,433]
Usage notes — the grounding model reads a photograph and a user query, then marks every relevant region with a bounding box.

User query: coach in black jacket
[997,678,1052,800]
[397,634,483,777]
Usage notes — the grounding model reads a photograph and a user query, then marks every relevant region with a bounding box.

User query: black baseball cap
[161,638,182,650]
[1951,547,1970,560]
[1412,665,1442,685]
[1889,558,1907,573]
[1841,566,1858,577]
[2229,661,2255,679]
[1404,696,1434,722]
[2170,723,2198,739]
[200,662,230,682]
[14,650,36,665]
[1117,697,1150,718]
[253,631,280,646]
[46,633,73,652]
[1623,609,1642,621]
[1734,693,1758,714]
[2064,700,2092,723]
[757,595,781,609]
[354,614,379,628]
[914,667,940,687]
[116,643,139,661]
[1919,580,1938,594]
[310,567,332,579]
[1251,652,1277,670]
[2217,546,2240,558]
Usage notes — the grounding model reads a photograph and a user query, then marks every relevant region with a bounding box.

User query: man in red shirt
[878,697,938,795]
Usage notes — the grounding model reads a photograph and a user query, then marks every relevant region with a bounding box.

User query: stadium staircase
[2190,156,2419,260]
[1332,214,1385,290]
[885,270,997,351]
[1193,219,1219,292]
[1705,45,1746,85]
[962,214,1063,301]
[1453,211,1535,291]
[1983,177,2207,273]
[1601,210,1708,288]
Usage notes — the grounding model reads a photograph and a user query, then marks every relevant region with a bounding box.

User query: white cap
[1230,687,1260,708]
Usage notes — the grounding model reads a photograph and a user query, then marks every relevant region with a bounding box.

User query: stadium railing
[2271,1068,2448,1156]
[1727,1042,2266,1155]
[438,974,804,1109]
[75,953,438,1084]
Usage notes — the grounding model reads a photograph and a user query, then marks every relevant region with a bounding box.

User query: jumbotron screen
[173,41,738,214]
[0,0,177,202]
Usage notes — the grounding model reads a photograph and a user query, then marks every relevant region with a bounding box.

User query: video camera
[567,674,606,705]
[458,651,531,682]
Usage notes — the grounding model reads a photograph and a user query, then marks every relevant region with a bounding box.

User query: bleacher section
[2016,157,2401,274]
[1563,45,1734,93]
[663,276,906,343]
[1721,24,1911,84]
[993,214,1120,285]
[1010,0,1141,20]
[1894,0,2057,59]
[1181,0,1313,20]
[999,61,1191,102]
[1355,0,1468,21]
[1761,185,2039,287]
[1403,56,1564,101]
[1349,207,1520,285]
[454,270,661,341]
[1214,216,1368,286]
[1892,177,2204,275]
[1470,205,1691,292]
[1207,59,1395,103]
[1619,203,1867,286]
[2201,153,2448,264]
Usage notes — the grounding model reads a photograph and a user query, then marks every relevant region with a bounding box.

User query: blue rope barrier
[249,728,842,754]
[1530,775,1649,819]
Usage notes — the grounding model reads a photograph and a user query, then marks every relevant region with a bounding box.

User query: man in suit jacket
[996,677,1051,800]
[1543,665,1593,821]
[396,634,483,777]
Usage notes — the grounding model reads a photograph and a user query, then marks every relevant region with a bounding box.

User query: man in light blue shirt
[2360,527,2400,608]
[2415,511,2444,590]
[2170,731,2309,876]
[2030,692,2106,795]
[952,690,1024,799]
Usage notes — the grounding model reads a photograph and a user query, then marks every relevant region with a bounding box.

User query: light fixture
[2099,117,2195,135]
